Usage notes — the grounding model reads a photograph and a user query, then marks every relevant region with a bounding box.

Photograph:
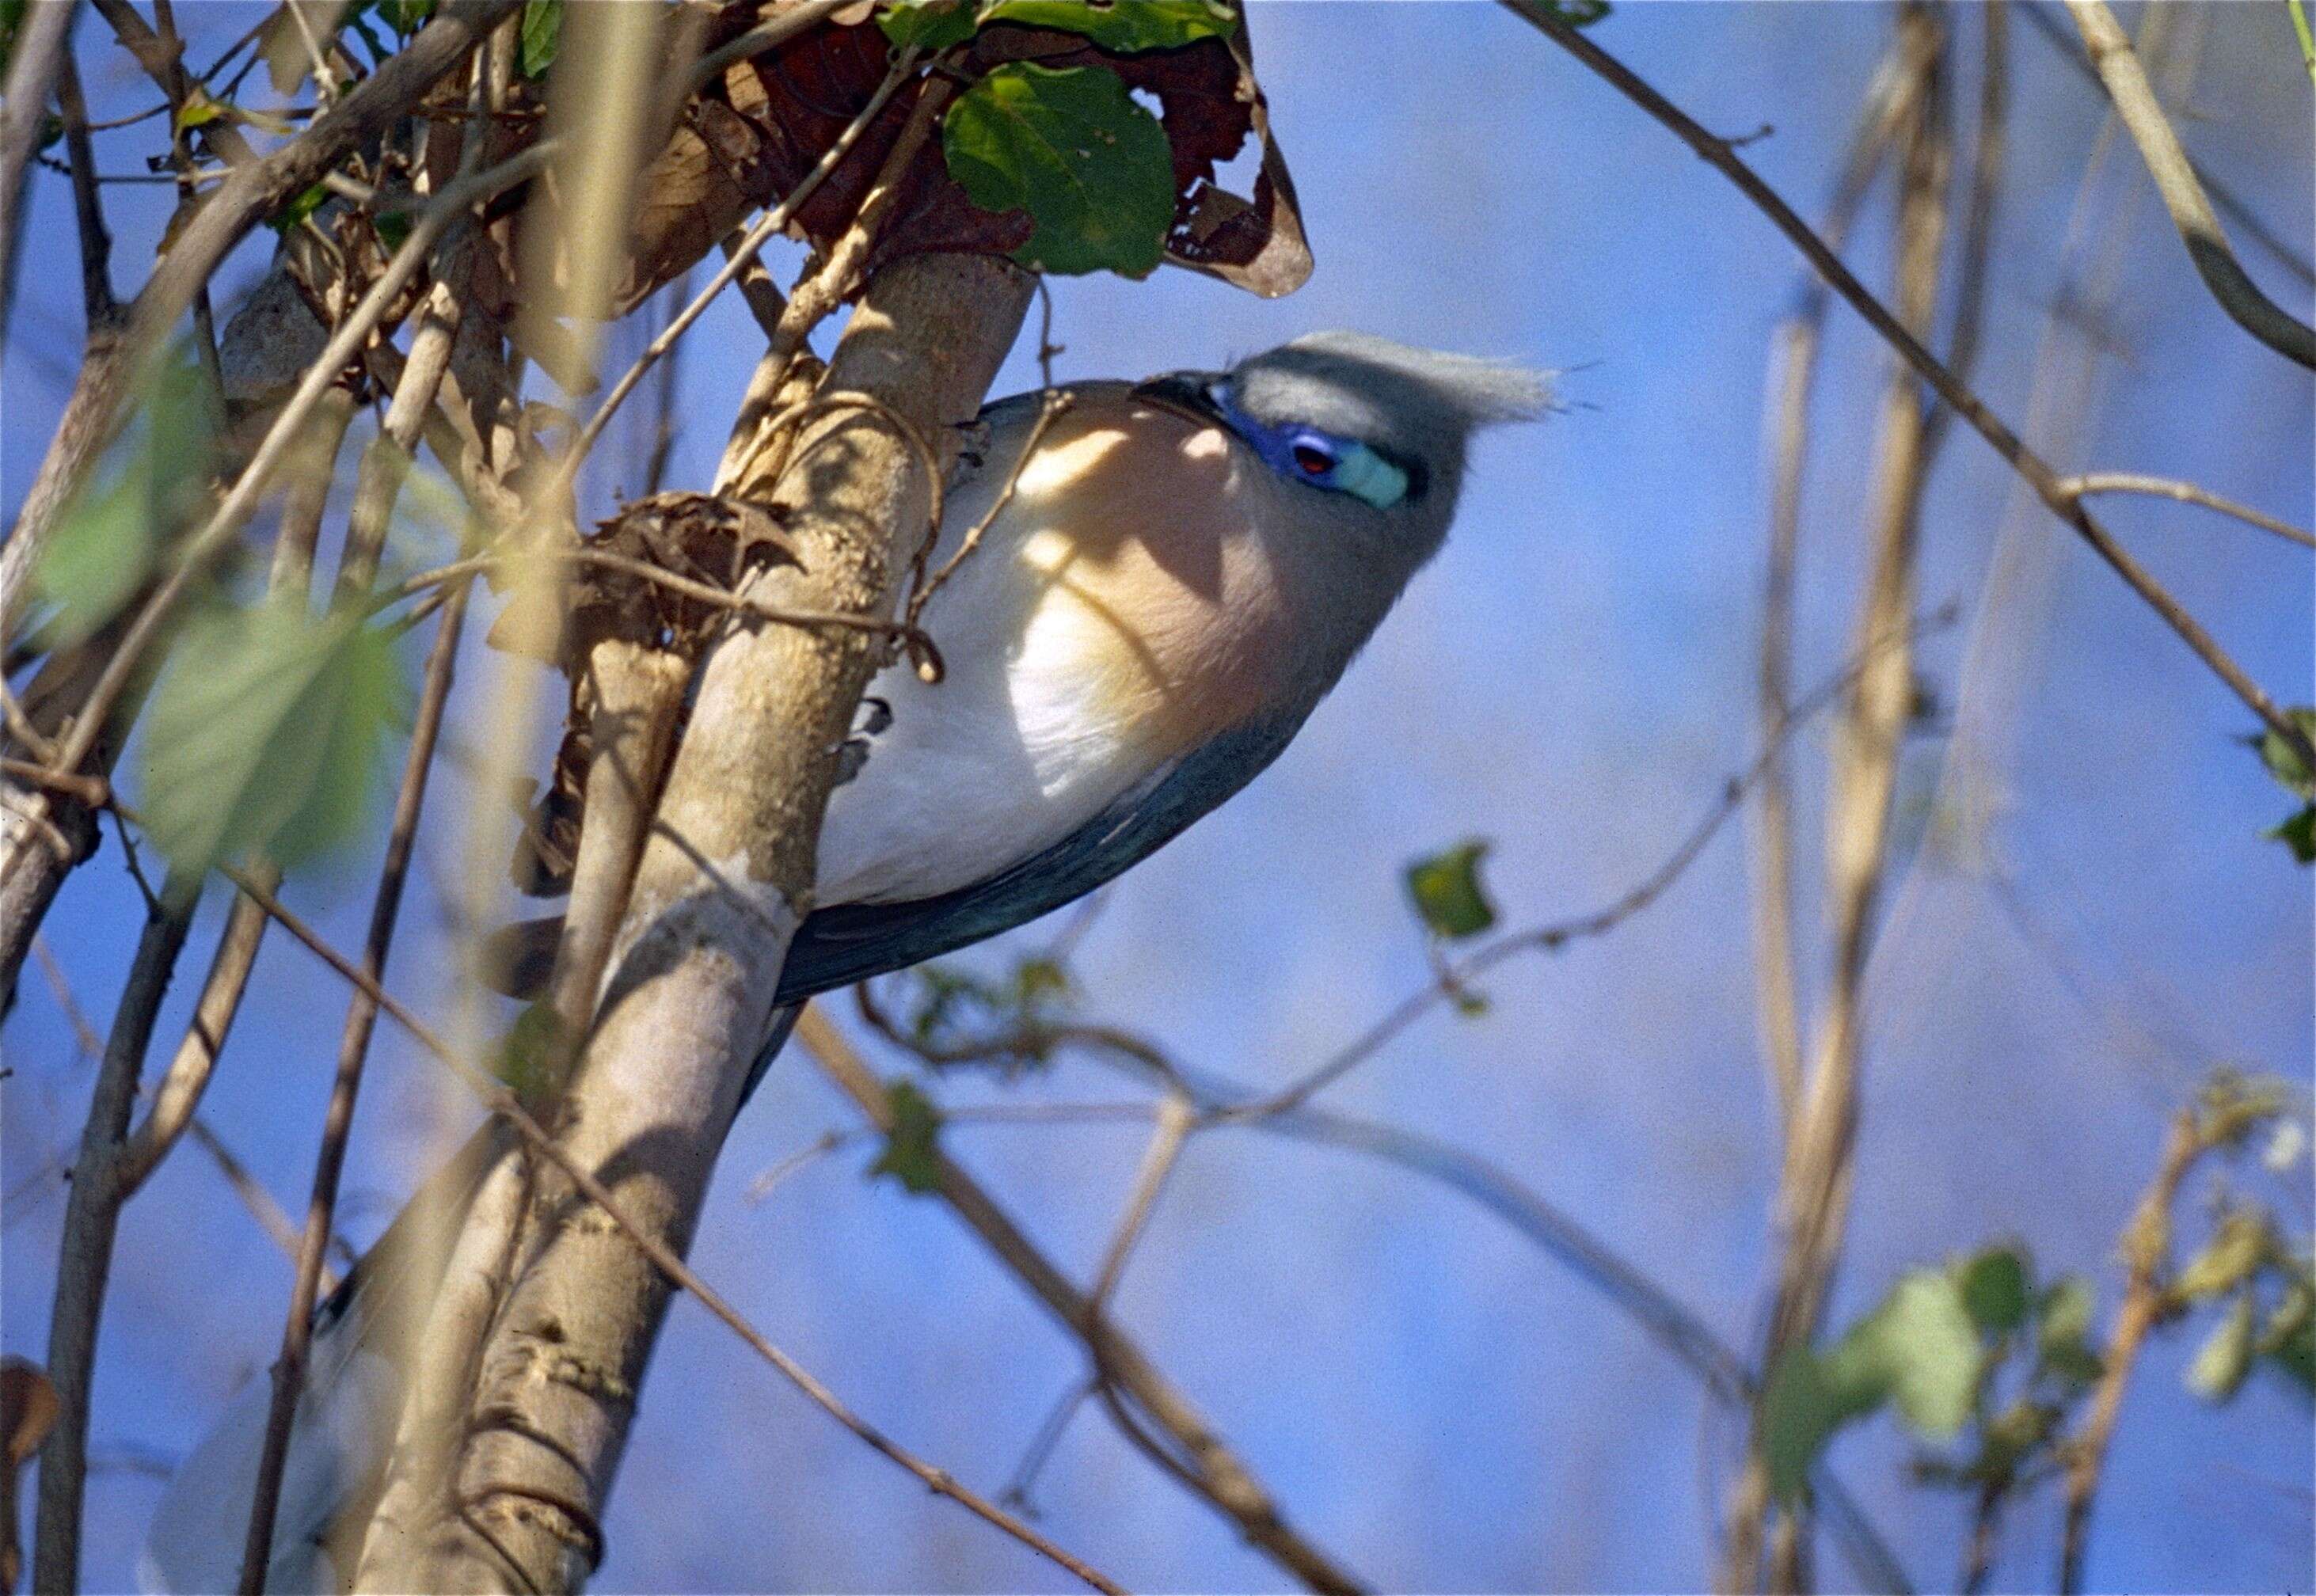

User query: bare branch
[797,1006,1364,1596]
[0,0,80,353]
[2059,473,2316,550]
[2063,0,2316,369]
[32,880,197,1591]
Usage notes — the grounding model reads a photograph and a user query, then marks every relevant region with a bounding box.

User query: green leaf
[2266,805,2316,864]
[2187,1291,2257,1402]
[492,1000,577,1103]
[137,601,410,876]
[1405,839,1497,940]
[1760,1269,1984,1502]
[942,62,1176,277]
[268,180,333,235]
[373,210,413,252]
[173,96,226,132]
[977,0,1238,50]
[2253,708,2316,798]
[2257,1280,2314,1393]
[32,466,159,650]
[1868,1271,1983,1437]
[32,352,219,645]
[2036,1275,2105,1389]
[518,0,561,78]
[869,1079,945,1194]
[879,0,979,50]
[1959,1247,2032,1336]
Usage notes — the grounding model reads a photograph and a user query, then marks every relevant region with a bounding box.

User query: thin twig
[905,390,1074,634]
[797,1005,1359,1596]
[390,543,947,677]
[1499,0,2316,776]
[1089,1092,1194,1311]
[238,583,473,1595]
[2014,0,2314,291]
[1233,605,1958,1123]
[0,0,82,358]
[2063,0,2314,369]
[1751,16,1928,1141]
[2059,1108,2197,1594]
[561,42,922,490]
[2058,473,2315,550]
[53,44,120,331]
[32,880,197,1592]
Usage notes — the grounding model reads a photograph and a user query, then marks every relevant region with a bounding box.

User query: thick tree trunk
[352,250,1032,1594]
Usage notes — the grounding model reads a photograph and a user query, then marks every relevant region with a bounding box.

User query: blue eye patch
[1205,382,1415,510]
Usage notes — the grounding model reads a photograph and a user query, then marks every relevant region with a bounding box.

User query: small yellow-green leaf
[518,0,561,78]
[2187,1290,2257,1401]
[1405,839,1496,940]
[2176,1210,2269,1302]
[942,62,1176,278]
[977,0,1237,50]
[869,1079,945,1195]
[138,601,410,876]
[173,96,226,132]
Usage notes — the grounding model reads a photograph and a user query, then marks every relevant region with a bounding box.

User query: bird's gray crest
[1226,330,1554,480]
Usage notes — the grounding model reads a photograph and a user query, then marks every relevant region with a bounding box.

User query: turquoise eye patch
[1206,382,1413,510]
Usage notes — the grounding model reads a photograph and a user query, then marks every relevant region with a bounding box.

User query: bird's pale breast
[812,391,1297,908]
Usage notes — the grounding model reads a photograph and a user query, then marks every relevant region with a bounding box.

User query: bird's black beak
[1130,370,1225,427]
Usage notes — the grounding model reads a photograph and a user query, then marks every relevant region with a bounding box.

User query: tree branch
[2063,0,2315,370]
[0,0,80,356]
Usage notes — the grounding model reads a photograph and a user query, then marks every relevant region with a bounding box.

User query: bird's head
[1132,330,1551,576]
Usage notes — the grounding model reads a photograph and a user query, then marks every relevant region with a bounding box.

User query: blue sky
[5,3,2311,1590]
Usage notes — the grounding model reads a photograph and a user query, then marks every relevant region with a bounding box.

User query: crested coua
[141,332,1549,1594]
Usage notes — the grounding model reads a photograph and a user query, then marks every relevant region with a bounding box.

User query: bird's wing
[770,710,1306,1006]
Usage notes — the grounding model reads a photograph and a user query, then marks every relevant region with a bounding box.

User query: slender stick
[2059,473,2315,550]
[237,583,473,1594]
[32,880,197,1592]
[1498,0,2315,777]
[0,0,82,357]
[2063,0,2314,369]
[1751,18,1927,1141]
[2058,1108,2197,1593]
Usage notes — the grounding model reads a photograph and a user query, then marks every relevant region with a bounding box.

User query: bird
[140,330,1549,1594]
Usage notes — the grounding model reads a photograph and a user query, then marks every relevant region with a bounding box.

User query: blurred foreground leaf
[138,600,409,876]
[1763,1267,1983,1501]
[31,352,222,648]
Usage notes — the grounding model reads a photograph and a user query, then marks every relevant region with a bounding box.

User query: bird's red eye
[1291,443,1333,476]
